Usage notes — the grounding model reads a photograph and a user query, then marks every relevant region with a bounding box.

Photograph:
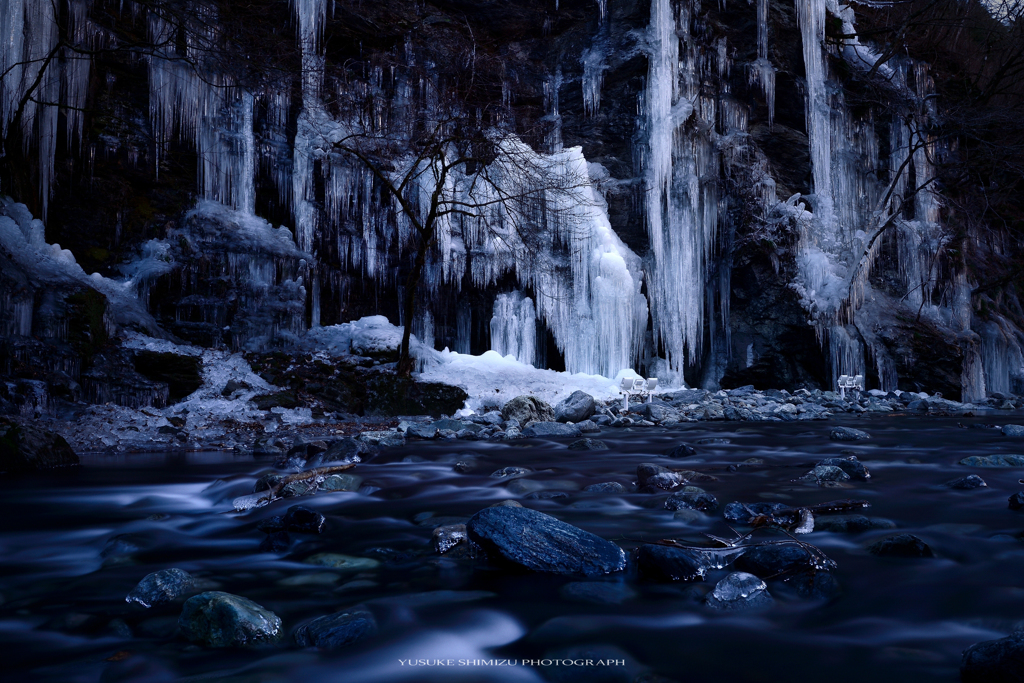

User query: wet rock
[178,592,281,648]
[526,490,570,500]
[280,478,318,497]
[583,482,627,493]
[521,422,582,438]
[959,454,1024,467]
[126,568,195,608]
[253,472,285,493]
[232,490,273,511]
[560,581,636,605]
[568,438,608,451]
[947,475,987,490]
[723,501,789,523]
[406,424,439,439]
[258,531,290,553]
[1001,424,1024,437]
[294,608,377,650]
[554,391,597,423]
[591,414,612,426]
[812,515,896,532]
[636,463,684,491]
[303,553,381,571]
[452,460,474,473]
[829,426,870,441]
[489,499,523,508]
[785,570,842,600]
[961,632,1024,683]
[1009,492,1024,510]
[639,402,678,422]
[734,545,813,576]
[504,427,523,440]
[432,524,468,553]
[706,572,774,610]
[320,473,362,491]
[575,419,601,433]
[867,534,934,558]
[491,466,531,479]
[696,437,730,445]
[281,506,326,533]
[466,505,626,576]
[665,442,697,458]
[633,544,706,582]
[800,465,851,484]
[358,430,405,448]
[664,488,719,512]
[0,418,79,472]
[317,437,372,464]
[501,395,555,425]
[816,456,871,480]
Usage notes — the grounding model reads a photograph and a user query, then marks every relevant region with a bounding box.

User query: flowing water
[3,416,1024,682]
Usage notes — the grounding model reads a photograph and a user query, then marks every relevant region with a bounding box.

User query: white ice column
[491,292,537,367]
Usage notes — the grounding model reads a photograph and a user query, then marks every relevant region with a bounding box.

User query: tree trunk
[397,235,430,377]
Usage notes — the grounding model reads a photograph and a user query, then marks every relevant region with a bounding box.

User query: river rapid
[2,415,1024,682]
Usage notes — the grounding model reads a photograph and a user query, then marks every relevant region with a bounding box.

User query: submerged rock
[583,481,627,493]
[734,545,812,577]
[432,524,468,554]
[959,454,1024,467]
[812,515,896,533]
[178,592,281,648]
[1001,424,1024,437]
[320,473,362,491]
[126,568,195,608]
[867,534,934,558]
[816,456,871,480]
[1009,492,1024,510]
[294,608,377,650]
[947,475,987,490]
[723,501,789,524]
[466,505,625,576]
[664,488,719,512]
[568,438,608,451]
[705,572,774,610]
[554,391,597,423]
[303,554,380,571]
[961,632,1024,683]
[559,581,636,605]
[665,442,697,458]
[829,426,870,441]
[633,544,706,582]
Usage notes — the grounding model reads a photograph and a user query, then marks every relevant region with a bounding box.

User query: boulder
[959,455,1024,467]
[734,545,813,576]
[829,426,871,441]
[0,418,78,473]
[568,438,608,451]
[666,442,697,458]
[1009,492,1024,510]
[723,501,789,524]
[500,395,554,425]
[294,608,377,650]
[867,534,934,558]
[178,592,282,648]
[466,506,625,576]
[583,482,627,493]
[816,456,871,480]
[664,488,719,512]
[633,544,706,582]
[638,402,677,422]
[521,422,582,438]
[126,568,195,608]
[432,524,468,554]
[636,463,685,491]
[320,473,362,491]
[554,391,596,423]
[281,506,326,533]
[705,572,774,610]
[947,475,987,490]
[1001,424,1024,437]
[961,632,1024,683]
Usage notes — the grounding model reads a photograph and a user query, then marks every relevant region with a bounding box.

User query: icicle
[581,45,607,117]
[491,291,537,366]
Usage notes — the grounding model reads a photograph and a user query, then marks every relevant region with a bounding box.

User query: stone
[785,570,842,600]
[575,419,601,433]
[666,442,697,458]
[320,473,362,491]
[358,430,405,448]
[126,568,195,608]
[253,472,285,493]
[696,437,731,445]
[406,424,439,439]
[636,463,680,489]
[0,419,79,473]
[592,414,612,426]
[829,426,870,441]
[734,545,813,577]
[816,456,871,480]
[521,422,582,438]
[959,454,1024,467]
[281,478,318,497]
[554,391,597,423]
[867,534,934,558]
[318,437,372,464]
[961,632,1024,683]
[638,402,677,422]
[1009,492,1024,510]
[294,608,377,650]
[430,418,483,434]
[501,395,555,425]
[232,490,273,512]
[452,461,474,473]
[705,572,774,610]
[568,438,608,451]
[282,506,326,533]
[303,554,381,571]
[178,592,282,648]
[583,482,627,493]
[466,505,626,576]
[800,465,851,483]
[221,379,250,396]
[1002,424,1024,436]
[947,475,987,490]
[664,488,719,512]
[723,502,789,524]
[432,524,468,554]
[259,531,290,553]
[491,466,531,479]
[812,515,896,532]
[633,544,706,582]
[560,581,636,605]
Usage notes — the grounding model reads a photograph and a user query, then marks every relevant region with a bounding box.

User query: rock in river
[816,456,871,480]
[961,632,1024,683]
[294,608,377,650]
[867,534,934,558]
[734,545,813,576]
[178,592,282,648]
[829,426,870,441]
[947,475,987,490]
[0,418,79,473]
[1009,492,1024,510]
[126,568,195,608]
[554,390,596,423]
[664,487,719,512]
[466,506,625,576]
[521,422,582,438]
[959,454,1024,468]
[705,572,774,610]
[568,438,608,451]
[1001,424,1024,437]
[634,544,707,582]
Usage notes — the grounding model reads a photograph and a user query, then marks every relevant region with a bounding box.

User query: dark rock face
[466,506,626,576]
[961,632,1024,683]
[633,544,706,582]
[131,351,202,402]
[867,534,934,558]
[583,481,627,493]
[0,418,79,473]
[554,390,597,423]
[178,592,282,648]
[125,568,195,608]
[294,609,377,650]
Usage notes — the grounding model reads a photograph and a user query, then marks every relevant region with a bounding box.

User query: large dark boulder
[554,390,596,423]
[178,592,282,648]
[294,608,377,650]
[125,568,195,608]
[501,395,555,425]
[132,351,202,402]
[734,544,813,576]
[466,505,625,576]
[961,632,1024,683]
[633,544,706,582]
[0,418,78,473]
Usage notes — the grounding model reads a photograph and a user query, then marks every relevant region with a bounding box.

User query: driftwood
[232,461,359,512]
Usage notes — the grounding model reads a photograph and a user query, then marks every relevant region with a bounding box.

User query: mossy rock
[132,351,202,402]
